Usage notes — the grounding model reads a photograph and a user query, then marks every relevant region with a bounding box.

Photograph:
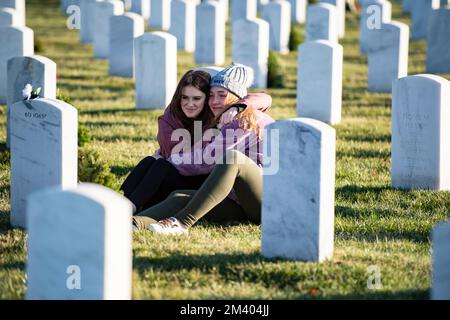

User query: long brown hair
[168,70,214,144]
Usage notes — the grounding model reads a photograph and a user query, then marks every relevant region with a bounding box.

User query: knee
[223,150,248,166]
[140,156,156,166]
[168,190,195,199]
[155,158,175,170]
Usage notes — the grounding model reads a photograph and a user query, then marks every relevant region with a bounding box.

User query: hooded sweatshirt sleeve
[235,93,272,112]
[157,108,184,159]
[168,111,275,176]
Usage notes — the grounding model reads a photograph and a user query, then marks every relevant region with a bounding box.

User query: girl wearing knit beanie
[133,63,275,234]
[121,64,272,214]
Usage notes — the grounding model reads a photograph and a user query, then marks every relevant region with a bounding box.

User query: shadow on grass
[335,185,433,243]
[80,108,139,115]
[336,148,390,159]
[0,183,11,195]
[344,56,367,65]
[60,83,131,96]
[335,223,430,244]
[82,121,141,128]
[133,252,264,275]
[336,185,392,200]
[338,133,391,143]
[110,165,133,178]
[93,136,149,143]
[304,289,428,300]
[0,210,11,234]
[133,252,429,299]
[0,260,25,271]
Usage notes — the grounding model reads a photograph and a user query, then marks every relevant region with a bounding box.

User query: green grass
[1,0,450,300]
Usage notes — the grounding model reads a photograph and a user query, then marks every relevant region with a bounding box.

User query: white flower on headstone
[22,83,32,100]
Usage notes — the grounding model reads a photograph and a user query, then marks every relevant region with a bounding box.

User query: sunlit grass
[0,0,449,300]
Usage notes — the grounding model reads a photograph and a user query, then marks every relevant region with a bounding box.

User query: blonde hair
[215,91,260,135]
[235,107,260,135]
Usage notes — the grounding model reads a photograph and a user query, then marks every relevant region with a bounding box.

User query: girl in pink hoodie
[133,63,275,234]
[120,67,272,213]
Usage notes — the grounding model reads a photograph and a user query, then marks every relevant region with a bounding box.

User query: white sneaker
[147,217,188,235]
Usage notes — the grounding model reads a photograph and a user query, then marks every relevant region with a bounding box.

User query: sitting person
[120,65,272,213]
[133,63,276,234]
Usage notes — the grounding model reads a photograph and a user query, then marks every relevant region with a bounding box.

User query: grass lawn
[0,0,449,300]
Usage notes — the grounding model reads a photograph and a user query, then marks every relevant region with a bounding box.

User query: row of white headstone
[8,69,449,298]
[5,81,133,298]
[0,0,34,149]
[402,0,450,39]
[65,0,348,110]
[363,0,450,75]
[0,0,29,105]
[3,0,448,299]
[67,0,310,29]
[76,0,295,66]
[0,0,25,26]
[298,0,445,123]
[263,73,450,300]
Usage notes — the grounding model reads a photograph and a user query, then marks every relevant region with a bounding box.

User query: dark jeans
[120,156,208,213]
[133,150,262,229]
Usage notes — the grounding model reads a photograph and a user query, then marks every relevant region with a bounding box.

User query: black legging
[120,156,208,213]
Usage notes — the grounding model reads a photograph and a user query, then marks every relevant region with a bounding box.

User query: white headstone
[0,0,25,26]
[94,0,124,59]
[258,0,269,11]
[432,222,450,300]
[6,55,57,147]
[195,65,224,77]
[212,0,228,22]
[0,25,34,104]
[0,7,18,26]
[289,0,307,24]
[80,0,99,43]
[297,40,343,125]
[391,75,450,190]
[402,0,411,13]
[26,183,133,300]
[62,0,80,13]
[149,0,170,30]
[109,13,144,78]
[360,0,392,55]
[10,98,78,228]
[195,1,225,65]
[261,0,291,54]
[61,0,80,15]
[410,0,440,40]
[231,0,256,22]
[305,3,338,43]
[427,7,450,74]
[169,0,195,52]
[135,32,177,109]
[232,18,269,89]
[130,0,150,19]
[367,21,409,93]
[321,0,345,38]
[262,118,336,262]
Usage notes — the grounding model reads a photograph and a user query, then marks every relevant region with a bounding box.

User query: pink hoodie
[157,93,272,158]
[167,111,275,176]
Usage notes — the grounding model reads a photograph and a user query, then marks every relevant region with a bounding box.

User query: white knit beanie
[210,62,254,99]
